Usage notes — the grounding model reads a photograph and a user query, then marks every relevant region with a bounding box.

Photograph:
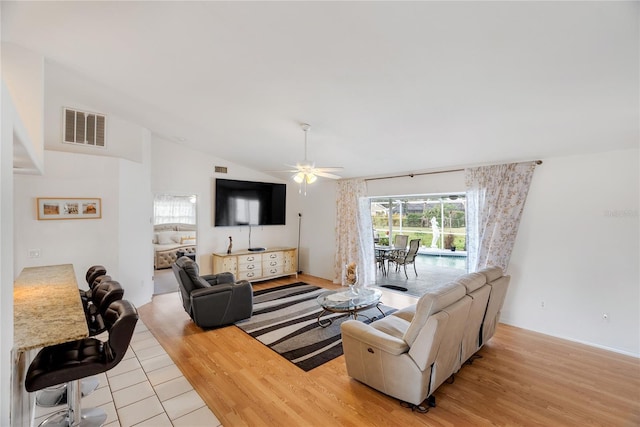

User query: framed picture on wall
[36,198,102,220]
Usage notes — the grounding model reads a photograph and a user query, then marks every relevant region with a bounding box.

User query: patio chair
[391,239,420,279]
[387,234,409,271]
[393,234,409,251]
[375,246,388,276]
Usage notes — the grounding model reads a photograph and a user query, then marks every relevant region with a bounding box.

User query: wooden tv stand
[211,247,298,282]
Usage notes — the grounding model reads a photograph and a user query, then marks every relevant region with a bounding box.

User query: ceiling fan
[277,123,343,193]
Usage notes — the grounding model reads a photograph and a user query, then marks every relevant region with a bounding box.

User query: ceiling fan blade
[314,167,344,172]
[314,171,341,179]
[265,169,299,173]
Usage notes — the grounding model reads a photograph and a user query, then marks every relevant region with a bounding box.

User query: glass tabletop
[317,287,382,311]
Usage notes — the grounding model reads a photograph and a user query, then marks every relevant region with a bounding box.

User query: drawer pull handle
[270,261,277,266]
[247,272,254,277]
[247,256,254,261]
[270,254,277,258]
[367,348,375,354]
[247,265,255,270]
[270,269,277,273]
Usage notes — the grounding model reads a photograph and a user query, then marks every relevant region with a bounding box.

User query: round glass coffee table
[316,287,384,328]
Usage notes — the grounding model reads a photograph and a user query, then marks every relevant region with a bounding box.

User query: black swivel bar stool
[26,300,138,427]
[37,265,113,408]
[86,280,125,336]
[80,265,108,307]
[79,274,111,317]
[84,266,107,291]
[37,280,125,408]
[36,266,109,408]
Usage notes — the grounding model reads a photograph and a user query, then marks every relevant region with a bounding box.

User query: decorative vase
[343,262,358,296]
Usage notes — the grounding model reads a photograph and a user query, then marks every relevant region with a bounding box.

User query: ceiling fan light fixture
[277,122,342,194]
[293,172,305,183]
[306,173,317,184]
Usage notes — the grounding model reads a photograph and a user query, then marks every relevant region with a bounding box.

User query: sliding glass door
[371,194,467,252]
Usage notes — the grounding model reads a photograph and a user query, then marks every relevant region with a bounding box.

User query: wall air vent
[63,107,106,148]
[214,166,228,174]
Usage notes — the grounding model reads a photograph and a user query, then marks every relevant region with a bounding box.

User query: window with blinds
[63,107,106,148]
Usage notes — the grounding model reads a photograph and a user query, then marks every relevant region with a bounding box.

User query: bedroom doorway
[152,193,197,295]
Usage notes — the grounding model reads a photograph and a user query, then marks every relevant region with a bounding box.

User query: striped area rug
[235,282,395,371]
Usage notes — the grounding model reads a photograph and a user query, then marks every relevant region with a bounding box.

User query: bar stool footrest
[38,408,107,427]
[39,407,107,427]
[37,378,100,408]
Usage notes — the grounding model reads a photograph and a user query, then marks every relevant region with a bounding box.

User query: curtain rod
[364,160,542,182]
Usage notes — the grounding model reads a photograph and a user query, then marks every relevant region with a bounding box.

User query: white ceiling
[3,1,638,179]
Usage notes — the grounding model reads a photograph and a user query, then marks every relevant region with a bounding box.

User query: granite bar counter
[12,264,89,427]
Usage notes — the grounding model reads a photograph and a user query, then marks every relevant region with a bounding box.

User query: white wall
[303,150,639,356]
[1,43,45,426]
[299,180,338,280]
[0,83,16,427]
[505,149,639,356]
[2,43,45,169]
[14,151,115,284]
[117,129,153,305]
[14,148,154,308]
[43,61,144,163]
[10,57,156,306]
[366,170,466,197]
[151,136,302,275]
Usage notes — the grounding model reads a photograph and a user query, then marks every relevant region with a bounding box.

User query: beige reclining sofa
[340,266,510,410]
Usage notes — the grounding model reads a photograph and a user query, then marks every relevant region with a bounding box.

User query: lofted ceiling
[2,1,638,180]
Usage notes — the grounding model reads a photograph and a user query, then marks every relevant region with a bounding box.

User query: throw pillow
[157,231,174,245]
[181,237,196,245]
[172,231,195,243]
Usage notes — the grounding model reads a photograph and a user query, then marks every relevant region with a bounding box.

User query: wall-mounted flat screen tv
[214,179,286,226]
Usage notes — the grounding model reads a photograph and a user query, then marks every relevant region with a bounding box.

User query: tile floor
[33,321,221,427]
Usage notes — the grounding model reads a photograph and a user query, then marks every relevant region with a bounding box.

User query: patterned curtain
[465,162,537,272]
[334,179,374,286]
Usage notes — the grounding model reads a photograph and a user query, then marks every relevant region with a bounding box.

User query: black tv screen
[214,179,286,226]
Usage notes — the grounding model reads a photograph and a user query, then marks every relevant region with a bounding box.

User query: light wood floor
[137,274,640,426]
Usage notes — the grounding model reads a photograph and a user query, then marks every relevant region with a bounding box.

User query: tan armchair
[478,266,510,345]
[341,267,510,412]
[341,281,471,410]
[457,272,491,365]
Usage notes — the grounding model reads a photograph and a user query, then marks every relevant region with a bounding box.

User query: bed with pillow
[153,223,197,269]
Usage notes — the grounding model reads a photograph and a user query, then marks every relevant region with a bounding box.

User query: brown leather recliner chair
[172,256,253,328]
